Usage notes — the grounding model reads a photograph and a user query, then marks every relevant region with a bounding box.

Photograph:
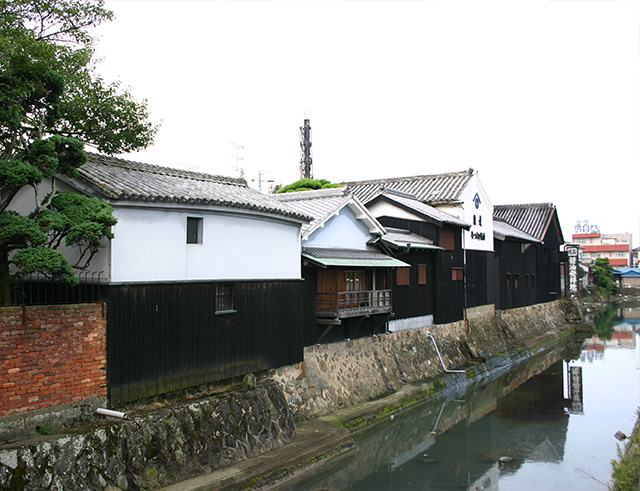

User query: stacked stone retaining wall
[0,381,294,490]
[271,301,567,420]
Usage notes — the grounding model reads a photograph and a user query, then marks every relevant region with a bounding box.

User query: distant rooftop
[344,169,475,205]
[494,203,562,243]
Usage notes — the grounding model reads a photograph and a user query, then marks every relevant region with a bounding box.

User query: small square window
[215,283,235,314]
[396,267,411,286]
[451,268,464,281]
[187,217,203,244]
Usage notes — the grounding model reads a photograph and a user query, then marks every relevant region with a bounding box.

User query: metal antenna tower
[299,119,312,179]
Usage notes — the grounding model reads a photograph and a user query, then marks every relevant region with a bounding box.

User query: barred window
[215,283,235,314]
[451,267,464,281]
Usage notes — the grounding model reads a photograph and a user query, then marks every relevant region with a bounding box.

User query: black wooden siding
[391,252,436,321]
[495,239,538,309]
[465,250,489,308]
[537,226,562,303]
[107,280,303,404]
[377,215,465,325]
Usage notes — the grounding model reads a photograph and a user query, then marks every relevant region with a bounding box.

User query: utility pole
[299,119,312,179]
[226,140,245,178]
[251,170,274,193]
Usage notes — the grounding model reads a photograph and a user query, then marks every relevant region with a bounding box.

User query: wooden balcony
[315,289,392,319]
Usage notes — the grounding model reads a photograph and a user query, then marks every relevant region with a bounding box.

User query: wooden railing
[315,289,392,318]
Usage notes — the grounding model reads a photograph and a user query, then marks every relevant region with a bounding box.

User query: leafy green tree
[276,178,340,194]
[591,258,617,298]
[0,0,157,305]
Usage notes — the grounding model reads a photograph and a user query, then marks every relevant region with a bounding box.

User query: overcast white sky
[95,0,640,245]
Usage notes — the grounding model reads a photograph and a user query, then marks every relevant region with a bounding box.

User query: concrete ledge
[161,419,354,491]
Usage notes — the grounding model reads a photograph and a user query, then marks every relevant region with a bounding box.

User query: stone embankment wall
[0,381,294,490]
[0,303,107,418]
[271,301,568,420]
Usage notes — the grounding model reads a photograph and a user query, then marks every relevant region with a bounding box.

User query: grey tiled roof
[493,219,541,243]
[494,203,562,243]
[344,169,474,205]
[274,188,352,235]
[74,153,309,221]
[302,247,392,260]
[374,190,470,228]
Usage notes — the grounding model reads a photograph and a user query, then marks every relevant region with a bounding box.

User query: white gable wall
[459,174,494,252]
[367,200,426,222]
[303,206,372,250]
[110,206,301,282]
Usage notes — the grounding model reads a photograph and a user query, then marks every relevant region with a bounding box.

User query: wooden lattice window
[396,267,411,286]
[418,265,427,285]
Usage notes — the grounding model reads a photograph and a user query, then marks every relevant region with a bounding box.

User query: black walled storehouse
[363,189,471,327]
[494,203,565,305]
[346,169,496,316]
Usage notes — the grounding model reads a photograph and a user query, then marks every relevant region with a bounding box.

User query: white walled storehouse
[9,153,307,282]
[276,188,408,345]
[345,169,496,311]
[9,153,311,403]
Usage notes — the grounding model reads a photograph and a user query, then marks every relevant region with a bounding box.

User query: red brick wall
[0,303,107,417]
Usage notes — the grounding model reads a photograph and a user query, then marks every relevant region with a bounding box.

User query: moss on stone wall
[0,381,295,490]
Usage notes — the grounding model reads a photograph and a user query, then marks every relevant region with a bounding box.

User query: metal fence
[0,272,109,306]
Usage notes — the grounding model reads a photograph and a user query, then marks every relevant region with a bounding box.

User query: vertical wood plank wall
[106,280,304,404]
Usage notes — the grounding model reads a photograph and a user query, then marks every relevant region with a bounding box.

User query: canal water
[293,301,640,491]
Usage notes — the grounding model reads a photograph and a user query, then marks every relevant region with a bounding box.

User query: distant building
[571,221,632,267]
[633,247,640,267]
[613,267,640,289]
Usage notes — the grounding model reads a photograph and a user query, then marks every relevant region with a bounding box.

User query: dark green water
[294,304,640,490]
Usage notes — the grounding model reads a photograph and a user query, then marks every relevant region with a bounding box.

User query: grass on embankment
[611,413,640,490]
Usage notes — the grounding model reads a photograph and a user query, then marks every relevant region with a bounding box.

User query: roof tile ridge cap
[86,152,246,187]
[495,202,555,209]
[343,169,473,186]
[274,187,347,201]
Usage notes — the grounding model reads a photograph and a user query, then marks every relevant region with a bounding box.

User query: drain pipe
[426,333,466,373]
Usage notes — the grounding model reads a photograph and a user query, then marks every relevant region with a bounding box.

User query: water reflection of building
[623,307,640,326]
[581,324,637,360]
[294,349,571,491]
[373,360,570,490]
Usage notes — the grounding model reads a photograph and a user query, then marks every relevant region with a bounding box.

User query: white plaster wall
[367,201,426,222]
[7,179,111,280]
[459,174,494,252]
[303,206,372,250]
[110,207,301,282]
[434,204,462,219]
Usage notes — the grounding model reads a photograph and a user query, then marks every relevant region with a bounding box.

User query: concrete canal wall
[0,381,294,490]
[270,300,568,420]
